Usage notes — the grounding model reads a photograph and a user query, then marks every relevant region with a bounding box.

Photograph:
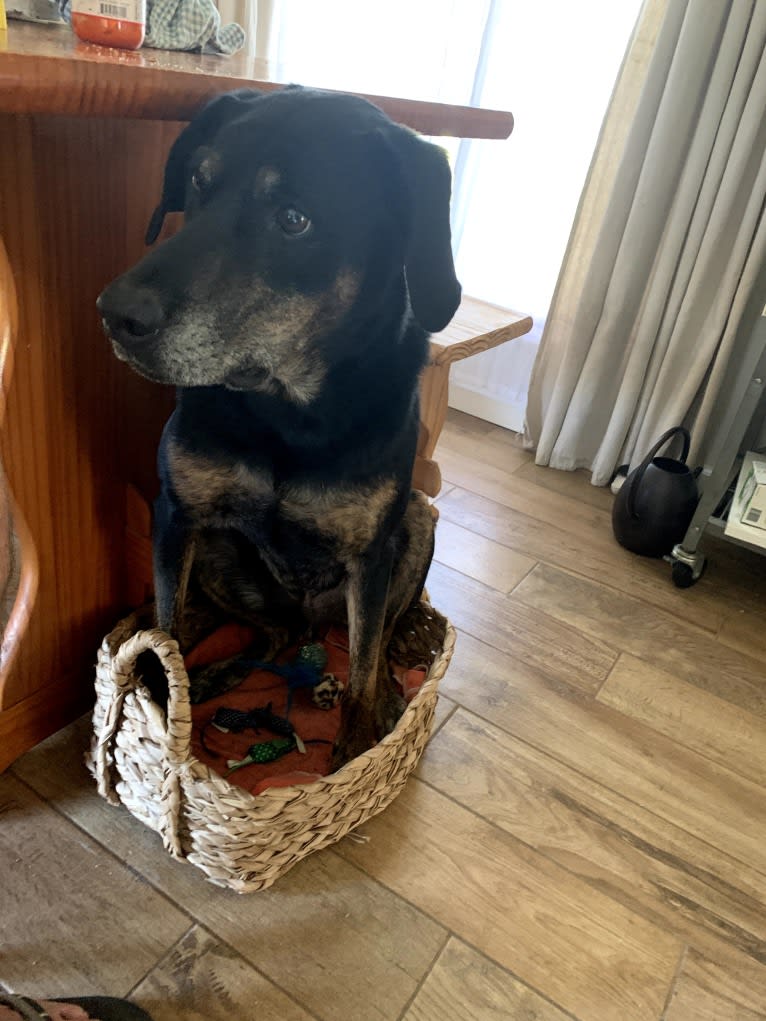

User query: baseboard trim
[0,677,92,772]
[448,382,525,433]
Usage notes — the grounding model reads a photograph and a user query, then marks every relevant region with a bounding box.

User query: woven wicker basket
[89,602,455,893]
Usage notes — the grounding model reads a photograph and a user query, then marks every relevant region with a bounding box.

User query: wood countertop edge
[0,48,514,137]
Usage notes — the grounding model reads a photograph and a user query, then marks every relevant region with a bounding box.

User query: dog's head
[98,87,461,401]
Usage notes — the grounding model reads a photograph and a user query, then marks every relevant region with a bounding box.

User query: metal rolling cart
[669,290,766,587]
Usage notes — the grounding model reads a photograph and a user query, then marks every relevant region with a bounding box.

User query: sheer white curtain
[270,2,487,107]
[526,0,766,484]
[267,1,641,431]
[449,0,642,430]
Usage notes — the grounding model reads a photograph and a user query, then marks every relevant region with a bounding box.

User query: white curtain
[217,0,272,56]
[525,0,766,484]
[448,0,642,431]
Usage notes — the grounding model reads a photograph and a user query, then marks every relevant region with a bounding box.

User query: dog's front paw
[375,687,407,739]
[188,657,253,704]
[330,733,373,773]
[329,689,407,771]
[330,701,378,771]
[331,721,379,771]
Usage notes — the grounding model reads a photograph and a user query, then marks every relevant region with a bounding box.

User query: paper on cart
[725,451,766,548]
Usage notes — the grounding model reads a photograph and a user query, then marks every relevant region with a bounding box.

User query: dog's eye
[277,207,311,236]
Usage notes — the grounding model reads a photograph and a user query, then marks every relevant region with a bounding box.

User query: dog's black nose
[97,283,165,345]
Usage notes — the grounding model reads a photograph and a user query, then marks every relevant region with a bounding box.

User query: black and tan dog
[98,86,461,766]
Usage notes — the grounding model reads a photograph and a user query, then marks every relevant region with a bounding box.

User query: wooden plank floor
[4,408,766,1020]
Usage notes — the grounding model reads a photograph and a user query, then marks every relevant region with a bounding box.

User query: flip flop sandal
[0,995,153,1021]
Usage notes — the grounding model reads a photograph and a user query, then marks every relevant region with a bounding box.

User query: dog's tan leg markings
[332,490,435,768]
[383,491,435,622]
[172,535,196,637]
[332,552,393,765]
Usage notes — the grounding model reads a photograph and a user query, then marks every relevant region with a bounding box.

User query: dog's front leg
[153,492,196,639]
[332,547,401,769]
[135,493,196,706]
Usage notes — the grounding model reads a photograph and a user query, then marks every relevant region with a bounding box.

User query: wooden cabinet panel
[0,115,175,770]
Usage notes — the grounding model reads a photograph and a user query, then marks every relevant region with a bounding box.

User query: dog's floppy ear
[145,88,265,245]
[391,128,461,333]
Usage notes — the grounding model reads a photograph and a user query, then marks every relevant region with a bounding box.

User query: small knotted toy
[241,642,344,712]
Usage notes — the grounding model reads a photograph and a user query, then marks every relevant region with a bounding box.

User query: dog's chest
[167,443,396,556]
[167,444,274,527]
[279,479,397,555]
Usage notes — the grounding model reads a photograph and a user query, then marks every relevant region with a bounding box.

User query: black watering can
[612,426,700,558]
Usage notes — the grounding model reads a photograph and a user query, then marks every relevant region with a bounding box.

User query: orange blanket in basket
[185,623,426,796]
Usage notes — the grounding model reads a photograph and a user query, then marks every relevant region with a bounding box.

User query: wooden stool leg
[413,361,450,497]
[419,361,450,460]
[419,297,534,498]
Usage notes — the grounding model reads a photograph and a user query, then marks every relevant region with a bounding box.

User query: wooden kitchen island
[0,23,514,770]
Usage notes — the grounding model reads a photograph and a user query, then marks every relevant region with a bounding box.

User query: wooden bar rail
[0,23,514,138]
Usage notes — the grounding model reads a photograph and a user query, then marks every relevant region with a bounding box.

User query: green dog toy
[226,736,302,774]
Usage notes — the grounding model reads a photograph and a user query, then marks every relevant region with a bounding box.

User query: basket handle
[626,426,691,520]
[93,628,191,859]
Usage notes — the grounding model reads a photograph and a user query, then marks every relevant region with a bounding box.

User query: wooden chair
[414,296,534,496]
[0,239,40,746]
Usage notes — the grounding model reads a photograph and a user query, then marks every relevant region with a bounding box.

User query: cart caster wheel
[672,558,705,588]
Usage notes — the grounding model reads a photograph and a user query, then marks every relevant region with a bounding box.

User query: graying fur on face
[121,271,359,404]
